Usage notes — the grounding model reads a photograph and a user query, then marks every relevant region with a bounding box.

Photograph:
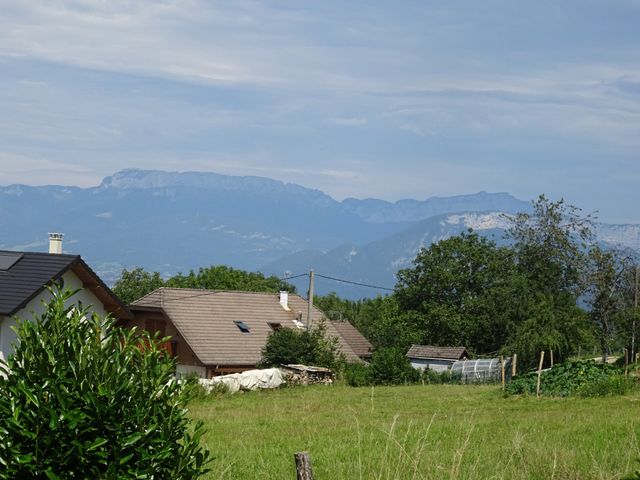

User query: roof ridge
[0,250,79,259]
[156,287,298,296]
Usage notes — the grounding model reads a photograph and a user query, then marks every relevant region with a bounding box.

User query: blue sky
[0,1,639,222]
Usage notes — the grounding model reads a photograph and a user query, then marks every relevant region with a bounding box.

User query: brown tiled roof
[330,321,372,358]
[406,345,469,361]
[131,288,362,366]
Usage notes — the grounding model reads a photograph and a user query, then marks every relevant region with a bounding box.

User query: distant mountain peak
[97,168,336,203]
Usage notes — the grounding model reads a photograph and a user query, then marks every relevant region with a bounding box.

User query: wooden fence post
[500,355,505,390]
[294,452,314,480]
[536,351,545,398]
[550,349,554,368]
[512,354,517,377]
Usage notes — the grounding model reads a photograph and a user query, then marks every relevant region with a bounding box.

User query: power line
[314,273,394,292]
[279,272,309,281]
[157,272,392,303]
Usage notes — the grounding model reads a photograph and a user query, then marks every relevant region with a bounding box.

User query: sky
[0,1,639,223]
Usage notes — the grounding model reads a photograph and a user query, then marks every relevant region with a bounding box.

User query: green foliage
[259,322,341,369]
[166,265,296,293]
[343,348,423,387]
[112,267,166,304]
[395,232,522,354]
[314,294,419,351]
[586,246,637,359]
[503,296,590,368]
[0,288,210,479]
[576,374,636,397]
[506,360,625,397]
[369,347,421,385]
[421,368,462,385]
[113,265,296,305]
[503,194,595,296]
[343,362,372,387]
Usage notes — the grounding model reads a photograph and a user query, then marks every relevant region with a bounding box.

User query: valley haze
[2,169,639,299]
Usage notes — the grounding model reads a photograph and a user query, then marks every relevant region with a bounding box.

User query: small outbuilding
[406,345,469,372]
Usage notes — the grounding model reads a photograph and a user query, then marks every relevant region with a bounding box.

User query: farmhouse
[0,234,132,363]
[406,345,469,372]
[124,287,371,377]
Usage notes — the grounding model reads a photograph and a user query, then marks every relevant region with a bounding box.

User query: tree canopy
[317,195,638,369]
[113,265,295,305]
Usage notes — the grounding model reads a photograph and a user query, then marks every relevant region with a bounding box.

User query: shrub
[0,288,210,479]
[576,374,636,397]
[421,368,462,385]
[506,360,627,397]
[369,347,420,385]
[343,362,372,387]
[259,321,341,369]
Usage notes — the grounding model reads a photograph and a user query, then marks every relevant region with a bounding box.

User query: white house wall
[409,358,454,372]
[0,271,108,364]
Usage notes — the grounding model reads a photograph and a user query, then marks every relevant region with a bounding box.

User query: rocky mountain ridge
[1,169,638,298]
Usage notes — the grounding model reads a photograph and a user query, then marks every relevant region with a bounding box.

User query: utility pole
[633,265,639,363]
[307,269,315,331]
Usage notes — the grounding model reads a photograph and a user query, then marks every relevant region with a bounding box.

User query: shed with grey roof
[406,345,469,372]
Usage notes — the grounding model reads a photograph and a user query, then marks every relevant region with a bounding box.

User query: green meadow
[190,384,640,480]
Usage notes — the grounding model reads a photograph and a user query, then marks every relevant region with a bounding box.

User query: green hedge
[506,360,634,397]
[0,288,210,479]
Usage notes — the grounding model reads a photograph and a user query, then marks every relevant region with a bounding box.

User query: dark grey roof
[406,345,469,361]
[0,250,80,316]
[0,250,133,321]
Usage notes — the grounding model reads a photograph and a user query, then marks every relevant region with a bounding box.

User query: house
[0,234,132,363]
[123,287,371,377]
[329,320,372,360]
[406,345,469,372]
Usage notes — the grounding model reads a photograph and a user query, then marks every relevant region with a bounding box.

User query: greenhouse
[451,357,511,383]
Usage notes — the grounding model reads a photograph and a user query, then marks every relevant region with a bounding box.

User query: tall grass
[189,384,640,479]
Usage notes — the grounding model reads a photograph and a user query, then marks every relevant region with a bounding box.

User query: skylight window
[234,320,251,333]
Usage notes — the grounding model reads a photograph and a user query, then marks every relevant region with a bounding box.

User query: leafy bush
[506,360,627,397]
[259,321,341,369]
[343,362,372,387]
[576,375,636,397]
[0,288,210,479]
[421,368,462,385]
[369,347,421,385]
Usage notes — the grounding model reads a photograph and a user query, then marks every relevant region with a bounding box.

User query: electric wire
[314,273,394,292]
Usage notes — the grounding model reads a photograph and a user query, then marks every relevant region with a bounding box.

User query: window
[234,320,251,333]
[145,318,166,337]
[268,322,282,331]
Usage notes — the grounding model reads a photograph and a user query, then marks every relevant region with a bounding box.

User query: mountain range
[1,169,638,299]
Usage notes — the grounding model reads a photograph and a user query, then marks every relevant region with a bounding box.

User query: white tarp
[199,368,285,394]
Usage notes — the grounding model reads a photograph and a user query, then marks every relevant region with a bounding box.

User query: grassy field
[189,384,640,480]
